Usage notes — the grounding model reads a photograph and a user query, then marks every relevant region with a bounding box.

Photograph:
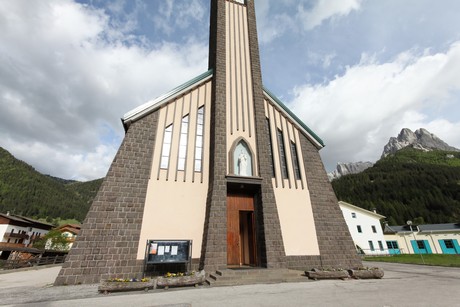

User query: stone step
[205,268,309,287]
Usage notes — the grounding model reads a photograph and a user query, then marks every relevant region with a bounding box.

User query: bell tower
[200,0,287,271]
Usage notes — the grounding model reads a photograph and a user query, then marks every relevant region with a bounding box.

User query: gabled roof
[384,223,460,234]
[263,87,324,149]
[122,69,213,130]
[0,213,54,230]
[338,201,386,219]
[57,224,81,235]
[384,225,416,233]
[419,223,460,232]
[121,69,325,149]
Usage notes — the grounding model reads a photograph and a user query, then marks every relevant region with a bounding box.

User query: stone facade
[199,0,228,272]
[246,0,287,269]
[54,112,159,285]
[299,134,362,269]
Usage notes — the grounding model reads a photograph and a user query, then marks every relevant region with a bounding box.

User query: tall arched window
[194,107,204,172]
[160,124,173,169]
[177,115,189,171]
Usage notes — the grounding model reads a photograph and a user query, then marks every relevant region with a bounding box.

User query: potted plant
[98,278,155,293]
[156,270,206,289]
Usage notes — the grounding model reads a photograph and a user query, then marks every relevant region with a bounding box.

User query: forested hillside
[2,142,459,227]
[0,147,102,223]
[332,148,460,225]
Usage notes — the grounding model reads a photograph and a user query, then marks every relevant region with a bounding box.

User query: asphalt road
[1,261,460,306]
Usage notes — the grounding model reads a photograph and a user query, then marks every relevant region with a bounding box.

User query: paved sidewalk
[1,261,460,306]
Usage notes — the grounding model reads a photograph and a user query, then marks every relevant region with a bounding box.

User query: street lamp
[407,220,425,264]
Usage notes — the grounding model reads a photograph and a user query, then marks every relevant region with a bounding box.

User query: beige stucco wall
[273,185,320,255]
[136,180,208,259]
[136,81,211,259]
[263,97,319,255]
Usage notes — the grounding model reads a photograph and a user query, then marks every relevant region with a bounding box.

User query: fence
[0,255,66,270]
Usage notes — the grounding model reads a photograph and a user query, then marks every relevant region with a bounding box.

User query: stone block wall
[286,256,322,271]
[54,111,159,285]
[246,0,287,269]
[300,135,362,269]
[199,0,228,272]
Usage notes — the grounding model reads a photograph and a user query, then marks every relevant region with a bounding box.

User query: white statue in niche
[238,151,248,176]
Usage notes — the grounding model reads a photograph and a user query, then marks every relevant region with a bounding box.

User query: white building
[384,223,460,254]
[0,212,53,259]
[339,201,389,255]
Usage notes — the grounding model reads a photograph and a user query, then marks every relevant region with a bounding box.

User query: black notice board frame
[144,240,192,275]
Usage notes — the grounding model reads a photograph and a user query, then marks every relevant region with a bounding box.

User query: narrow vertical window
[369,241,375,251]
[277,129,288,179]
[177,115,189,171]
[266,119,275,177]
[194,107,204,172]
[160,124,173,169]
[357,225,362,233]
[371,225,377,233]
[290,141,301,180]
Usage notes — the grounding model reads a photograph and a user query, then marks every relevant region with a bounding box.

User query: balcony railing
[3,232,29,240]
[0,255,66,270]
[0,242,25,249]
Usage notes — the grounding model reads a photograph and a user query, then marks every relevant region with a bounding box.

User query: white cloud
[0,0,207,180]
[153,0,206,36]
[297,0,363,31]
[256,0,363,44]
[307,51,337,68]
[255,0,293,44]
[290,42,460,170]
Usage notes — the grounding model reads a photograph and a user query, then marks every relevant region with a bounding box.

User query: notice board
[145,240,192,264]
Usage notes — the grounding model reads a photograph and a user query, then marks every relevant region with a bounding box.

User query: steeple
[201,0,287,271]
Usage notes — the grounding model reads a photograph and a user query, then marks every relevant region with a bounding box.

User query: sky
[1,0,460,181]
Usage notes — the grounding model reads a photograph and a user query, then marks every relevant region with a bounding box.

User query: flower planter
[156,270,206,289]
[348,268,384,279]
[305,269,350,280]
[98,280,156,293]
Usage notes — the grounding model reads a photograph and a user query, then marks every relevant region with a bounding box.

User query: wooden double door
[227,193,257,266]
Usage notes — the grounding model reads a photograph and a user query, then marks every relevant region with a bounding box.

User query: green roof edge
[123,69,213,124]
[263,86,325,147]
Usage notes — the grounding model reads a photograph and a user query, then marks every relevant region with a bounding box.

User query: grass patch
[364,254,460,267]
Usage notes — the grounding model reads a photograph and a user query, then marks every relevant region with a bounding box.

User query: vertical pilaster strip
[246,0,287,268]
[200,0,228,271]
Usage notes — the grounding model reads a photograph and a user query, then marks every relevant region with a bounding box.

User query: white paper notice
[158,246,165,256]
[171,246,178,255]
[150,243,158,255]
[165,246,170,253]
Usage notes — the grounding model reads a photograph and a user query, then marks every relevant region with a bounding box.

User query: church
[55,0,360,285]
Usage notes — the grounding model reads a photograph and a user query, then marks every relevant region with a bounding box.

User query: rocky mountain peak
[328,128,458,181]
[327,161,374,181]
[381,128,459,158]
